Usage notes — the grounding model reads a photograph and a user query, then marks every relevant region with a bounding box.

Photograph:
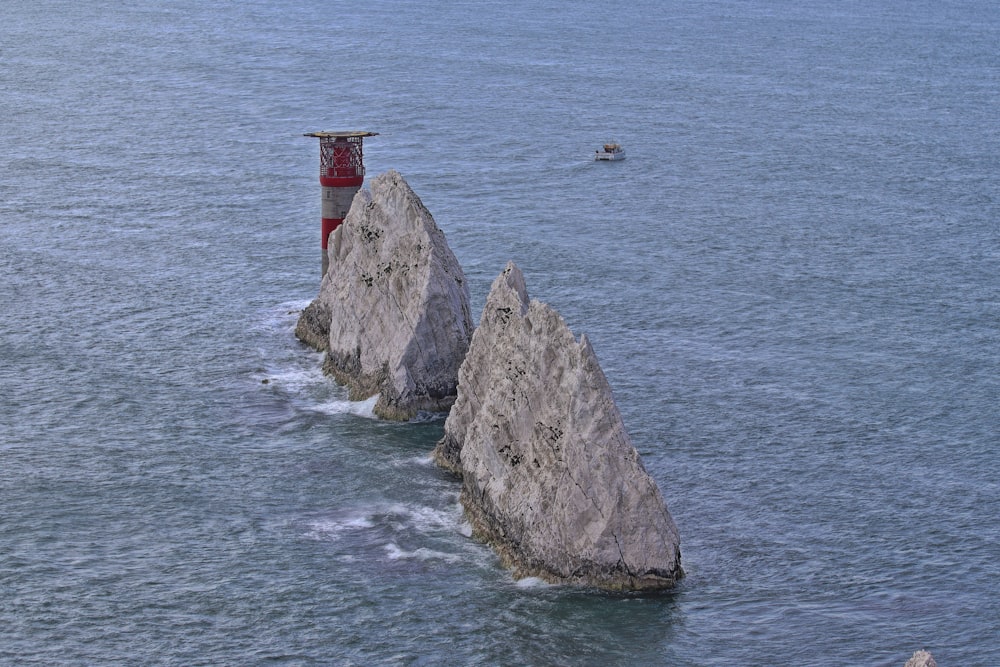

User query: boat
[594,142,625,161]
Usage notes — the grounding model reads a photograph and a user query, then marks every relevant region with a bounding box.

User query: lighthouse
[304,130,378,276]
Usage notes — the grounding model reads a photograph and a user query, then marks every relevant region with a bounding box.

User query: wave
[307,394,379,418]
[304,514,376,539]
[250,301,386,419]
[305,500,464,543]
[514,576,554,589]
[383,543,463,564]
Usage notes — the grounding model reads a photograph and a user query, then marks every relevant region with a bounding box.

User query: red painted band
[320,175,364,188]
[321,218,343,249]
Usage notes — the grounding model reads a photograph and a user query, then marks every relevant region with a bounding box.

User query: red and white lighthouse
[304,130,378,276]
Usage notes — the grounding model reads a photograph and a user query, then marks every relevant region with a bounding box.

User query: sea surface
[2,1,998,665]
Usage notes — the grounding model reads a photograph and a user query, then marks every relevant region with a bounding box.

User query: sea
[2,1,998,665]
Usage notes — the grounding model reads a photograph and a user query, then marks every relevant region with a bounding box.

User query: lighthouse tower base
[321,184,362,276]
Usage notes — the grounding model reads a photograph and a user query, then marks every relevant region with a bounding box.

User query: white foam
[514,576,554,589]
[309,393,379,418]
[253,299,313,334]
[381,502,462,533]
[306,500,463,543]
[305,514,375,540]
[256,351,381,419]
[262,359,327,392]
[383,542,462,564]
[406,454,435,467]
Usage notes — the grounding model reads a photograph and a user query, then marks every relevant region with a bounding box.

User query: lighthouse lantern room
[304,130,378,276]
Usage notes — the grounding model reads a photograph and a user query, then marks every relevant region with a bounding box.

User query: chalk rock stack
[904,651,937,667]
[295,170,474,421]
[434,262,682,590]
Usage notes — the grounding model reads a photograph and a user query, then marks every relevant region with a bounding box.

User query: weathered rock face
[294,299,331,352]
[295,169,474,420]
[434,261,682,590]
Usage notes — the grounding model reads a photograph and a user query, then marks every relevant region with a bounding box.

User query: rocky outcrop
[294,299,331,351]
[433,262,682,590]
[904,651,937,667]
[295,170,474,420]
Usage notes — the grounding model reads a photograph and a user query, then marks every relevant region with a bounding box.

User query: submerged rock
[295,170,474,420]
[434,261,682,590]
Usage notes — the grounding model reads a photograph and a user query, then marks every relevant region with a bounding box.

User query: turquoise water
[2,1,998,664]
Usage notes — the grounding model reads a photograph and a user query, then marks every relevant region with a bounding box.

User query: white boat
[594,142,625,161]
